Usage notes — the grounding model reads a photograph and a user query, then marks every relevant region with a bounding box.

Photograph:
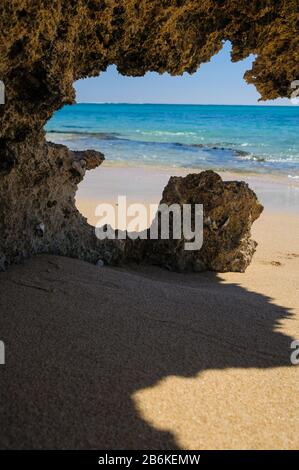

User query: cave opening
[44,41,288,232]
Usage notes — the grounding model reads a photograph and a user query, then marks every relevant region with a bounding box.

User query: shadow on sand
[0,255,295,449]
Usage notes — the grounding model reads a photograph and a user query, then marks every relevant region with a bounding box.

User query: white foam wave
[136,130,197,137]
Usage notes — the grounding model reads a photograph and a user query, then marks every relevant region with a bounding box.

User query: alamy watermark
[0,80,5,104]
[0,340,5,365]
[290,340,299,365]
[95,196,203,251]
[290,80,299,105]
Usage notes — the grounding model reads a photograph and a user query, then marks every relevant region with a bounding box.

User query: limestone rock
[146,171,263,273]
[0,135,105,267]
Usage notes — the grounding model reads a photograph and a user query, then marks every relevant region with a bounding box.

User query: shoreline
[76,163,299,228]
[99,159,299,184]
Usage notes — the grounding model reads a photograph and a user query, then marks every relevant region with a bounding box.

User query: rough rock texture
[0,136,105,269]
[0,1,295,271]
[146,171,264,272]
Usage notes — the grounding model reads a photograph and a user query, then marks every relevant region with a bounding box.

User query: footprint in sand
[283,253,299,260]
[271,261,282,267]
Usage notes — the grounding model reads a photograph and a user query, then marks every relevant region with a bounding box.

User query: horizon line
[75,101,293,107]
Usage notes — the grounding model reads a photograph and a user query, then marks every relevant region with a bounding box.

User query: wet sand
[76,163,299,228]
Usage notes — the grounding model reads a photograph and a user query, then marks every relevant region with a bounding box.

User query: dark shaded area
[0,1,297,447]
[0,256,294,449]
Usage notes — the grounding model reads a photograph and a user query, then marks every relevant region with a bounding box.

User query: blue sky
[75,42,289,106]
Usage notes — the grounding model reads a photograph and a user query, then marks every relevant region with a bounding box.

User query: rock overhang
[0,1,296,271]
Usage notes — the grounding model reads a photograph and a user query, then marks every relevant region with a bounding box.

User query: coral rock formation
[0,136,105,269]
[0,1,296,271]
[147,171,264,272]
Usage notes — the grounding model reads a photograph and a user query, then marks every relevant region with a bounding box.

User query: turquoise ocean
[46,104,299,178]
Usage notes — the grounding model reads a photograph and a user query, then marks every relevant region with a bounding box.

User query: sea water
[46,103,299,178]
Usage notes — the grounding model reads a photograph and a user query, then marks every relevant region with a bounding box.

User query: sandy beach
[0,165,298,449]
[76,163,299,228]
[1,0,298,456]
